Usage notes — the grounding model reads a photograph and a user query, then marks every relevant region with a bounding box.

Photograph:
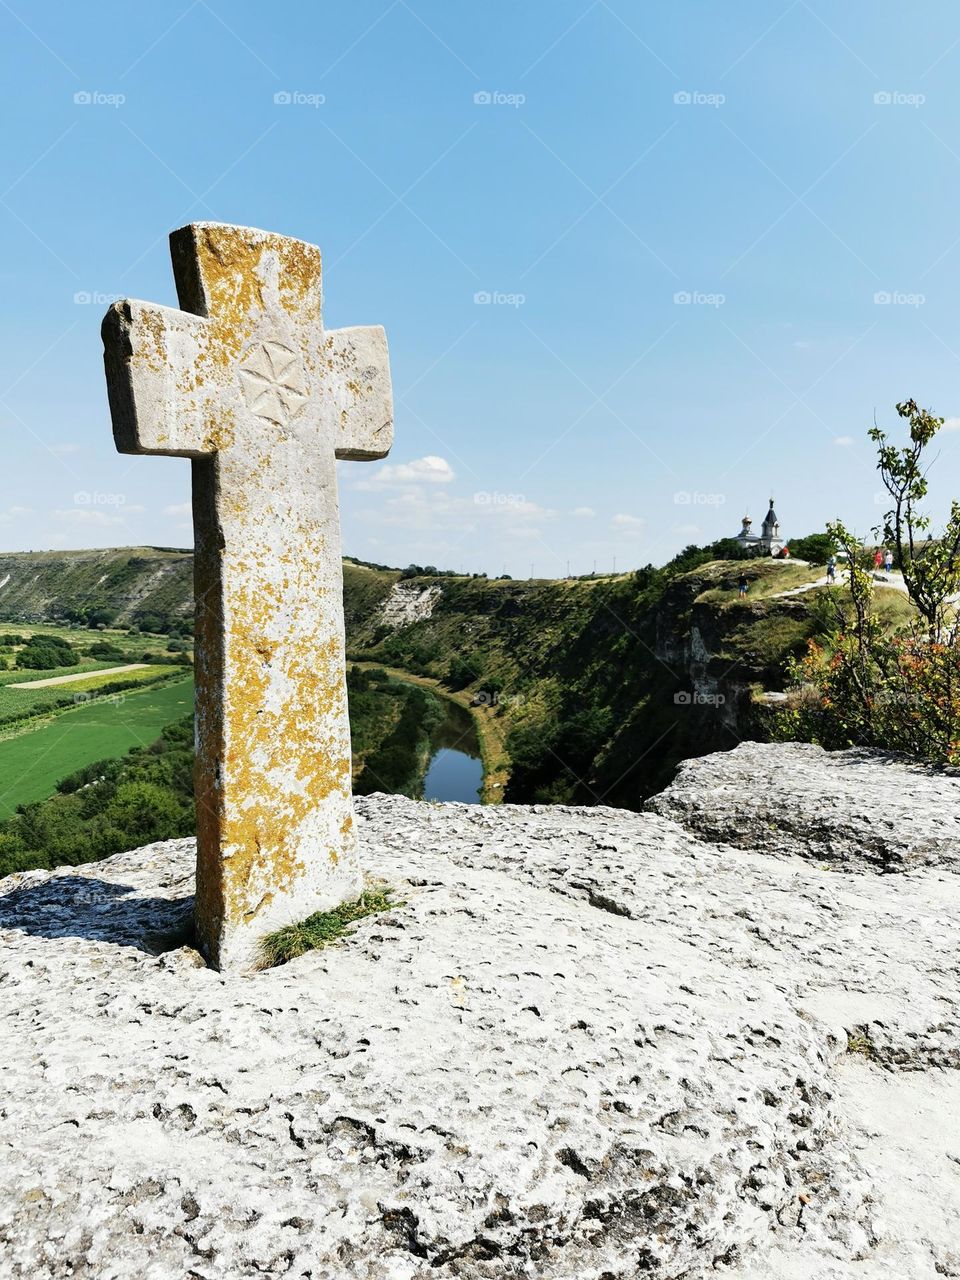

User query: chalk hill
[1,742,957,1277]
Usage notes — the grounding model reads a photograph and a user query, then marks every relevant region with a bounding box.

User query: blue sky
[2,1,960,576]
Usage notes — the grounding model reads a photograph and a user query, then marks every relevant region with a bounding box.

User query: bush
[788,533,836,564]
[445,655,478,690]
[86,641,125,660]
[16,637,76,670]
[776,634,960,765]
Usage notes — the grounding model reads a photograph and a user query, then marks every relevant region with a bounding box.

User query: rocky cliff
[1,742,957,1278]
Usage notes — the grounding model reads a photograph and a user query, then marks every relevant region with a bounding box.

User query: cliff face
[1,742,957,1278]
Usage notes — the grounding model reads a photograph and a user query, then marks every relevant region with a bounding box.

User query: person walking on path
[826,555,836,583]
[874,548,884,571]
[738,572,749,598]
[884,549,894,574]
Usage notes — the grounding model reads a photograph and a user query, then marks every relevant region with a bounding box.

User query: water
[422,698,483,803]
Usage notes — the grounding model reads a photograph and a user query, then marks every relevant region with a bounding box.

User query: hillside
[0,546,912,808]
[0,547,193,631]
[346,558,853,805]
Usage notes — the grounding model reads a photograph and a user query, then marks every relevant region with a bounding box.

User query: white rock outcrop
[1,745,958,1278]
[378,582,443,628]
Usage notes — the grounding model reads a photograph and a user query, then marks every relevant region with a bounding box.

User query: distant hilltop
[0,547,194,632]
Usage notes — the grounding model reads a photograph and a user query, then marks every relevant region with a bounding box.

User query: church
[734,499,785,556]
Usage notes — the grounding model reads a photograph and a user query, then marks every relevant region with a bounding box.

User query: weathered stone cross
[101,222,393,972]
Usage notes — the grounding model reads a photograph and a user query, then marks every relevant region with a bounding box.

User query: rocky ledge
[1,744,958,1279]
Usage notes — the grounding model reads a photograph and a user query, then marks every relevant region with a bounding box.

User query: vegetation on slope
[347,544,833,806]
[0,547,193,632]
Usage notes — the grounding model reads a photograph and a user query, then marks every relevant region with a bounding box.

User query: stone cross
[101,222,393,972]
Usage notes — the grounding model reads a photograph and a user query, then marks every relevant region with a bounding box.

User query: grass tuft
[846,1029,880,1061]
[259,884,402,968]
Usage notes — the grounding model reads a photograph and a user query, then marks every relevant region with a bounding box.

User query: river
[421,697,483,804]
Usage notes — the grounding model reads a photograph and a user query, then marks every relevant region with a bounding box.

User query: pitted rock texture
[647,739,960,873]
[0,759,958,1278]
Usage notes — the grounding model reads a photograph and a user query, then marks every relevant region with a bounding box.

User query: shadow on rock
[0,875,195,954]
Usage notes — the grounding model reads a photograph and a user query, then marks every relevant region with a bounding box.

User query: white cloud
[356,455,455,489]
[53,508,123,526]
[0,506,33,524]
[612,513,645,530]
[942,417,960,432]
[833,436,854,447]
[164,502,192,517]
[573,506,595,518]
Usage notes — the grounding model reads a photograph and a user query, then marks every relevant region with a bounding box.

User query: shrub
[16,637,76,670]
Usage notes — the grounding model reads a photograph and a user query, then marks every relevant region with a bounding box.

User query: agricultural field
[0,621,189,665]
[0,624,190,727]
[0,674,194,819]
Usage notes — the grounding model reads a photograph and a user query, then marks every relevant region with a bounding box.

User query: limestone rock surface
[647,739,960,872]
[1,745,959,1278]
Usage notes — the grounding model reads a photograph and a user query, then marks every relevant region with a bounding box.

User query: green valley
[0,541,929,880]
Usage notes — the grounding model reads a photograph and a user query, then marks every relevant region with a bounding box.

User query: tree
[16,636,76,670]
[870,399,960,641]
[788,532,836,564]
[446,655,478,690]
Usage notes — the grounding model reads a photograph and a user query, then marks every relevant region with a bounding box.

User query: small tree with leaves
[870,399,960,641]
[773,403,960,763]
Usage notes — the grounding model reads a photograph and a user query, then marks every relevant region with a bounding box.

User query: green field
[0,675,194,819]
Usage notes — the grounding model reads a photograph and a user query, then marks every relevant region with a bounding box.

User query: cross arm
[102,300,222,457]
[329,325,394,461]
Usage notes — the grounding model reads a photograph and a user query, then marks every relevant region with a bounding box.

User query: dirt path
[768,570,914,600]
[6,663,149,689]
